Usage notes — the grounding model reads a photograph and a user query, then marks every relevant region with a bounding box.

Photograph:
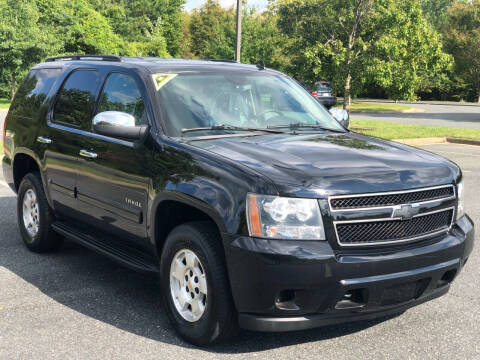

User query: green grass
[0,98,10,110]
[351,119,480,141]
[336,101,412,112]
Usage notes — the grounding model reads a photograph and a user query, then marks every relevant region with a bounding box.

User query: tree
[88,0,184,56]
[276,0,451,112]
[241,8,290,71]
[367,1,452,101]
[179,11,195,58]
[442,1,480,103]
[420,0,455,27]
[187,0,289,68]
[60,0,125,55]
[189,0,236,60]
[0,0,61,99]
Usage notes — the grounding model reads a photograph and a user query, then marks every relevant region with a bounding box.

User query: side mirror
[93,111,147,140]
[329,108,349,129]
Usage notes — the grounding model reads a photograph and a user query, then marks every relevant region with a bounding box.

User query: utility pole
[235,0,242,62]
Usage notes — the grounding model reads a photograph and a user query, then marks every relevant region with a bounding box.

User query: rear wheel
[17,173,63,252]
[160,221,237,346]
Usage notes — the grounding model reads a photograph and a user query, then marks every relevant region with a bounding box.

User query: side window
[96,73,147,125]
[54,70,99,128]
[9,68,62,118]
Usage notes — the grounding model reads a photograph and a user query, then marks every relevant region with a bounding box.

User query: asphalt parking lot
[0,143,478,359]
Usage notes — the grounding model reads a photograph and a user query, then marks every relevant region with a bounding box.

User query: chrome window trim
[334,206,455,247]
[328,184,456,212]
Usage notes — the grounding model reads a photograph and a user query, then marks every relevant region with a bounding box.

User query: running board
[52,221,159,273]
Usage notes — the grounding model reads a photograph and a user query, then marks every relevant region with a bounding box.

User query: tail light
[312,91,317,97]
[2,113,7,149]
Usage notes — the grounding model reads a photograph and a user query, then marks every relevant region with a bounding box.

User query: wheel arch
[12,150,43,192]
[149,192,229,258]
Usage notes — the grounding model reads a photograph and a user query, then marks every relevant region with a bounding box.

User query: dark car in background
[2,55,474,346]
[312,81,337,108]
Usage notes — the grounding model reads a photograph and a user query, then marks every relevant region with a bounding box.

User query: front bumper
[223,215,474,332]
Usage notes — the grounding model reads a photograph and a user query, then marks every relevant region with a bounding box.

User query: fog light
[275,290,299,311]
[335,289,368,310]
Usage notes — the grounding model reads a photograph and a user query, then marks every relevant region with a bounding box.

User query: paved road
[351,103,480,129]
[0,143,478,359]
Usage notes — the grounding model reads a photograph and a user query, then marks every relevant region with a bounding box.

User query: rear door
[43,69,100,216]
[74,71,152,251]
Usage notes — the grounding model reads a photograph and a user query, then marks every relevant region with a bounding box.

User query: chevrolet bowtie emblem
[392,204,419,220]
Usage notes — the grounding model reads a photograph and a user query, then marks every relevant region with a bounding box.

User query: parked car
[312,81,337,108]
[2,55,474,346]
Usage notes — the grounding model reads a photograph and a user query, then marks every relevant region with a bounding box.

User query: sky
[185,0,268,11]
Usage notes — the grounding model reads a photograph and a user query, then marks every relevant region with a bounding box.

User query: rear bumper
[1,155,15,192]
[224,215,474,332]
[315,96,337,107]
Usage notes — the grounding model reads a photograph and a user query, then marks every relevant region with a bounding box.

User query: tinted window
[316,82,332,92]
[54,70,99,128]
[10,69,62,118]
[97,73,146,125]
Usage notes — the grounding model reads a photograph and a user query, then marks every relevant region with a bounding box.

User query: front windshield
[155,72,345,137]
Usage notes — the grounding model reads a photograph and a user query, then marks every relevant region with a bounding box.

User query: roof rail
[207,59,238,63]
[45,55,122,62]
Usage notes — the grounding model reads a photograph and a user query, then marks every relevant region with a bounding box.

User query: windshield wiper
[181,124,284,134]
[267,123,345,133]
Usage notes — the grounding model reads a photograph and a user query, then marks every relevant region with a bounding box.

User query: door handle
[37,136,52,144]
[79,149,98,159]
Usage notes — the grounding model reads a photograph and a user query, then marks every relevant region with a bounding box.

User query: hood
[189,132,459,197]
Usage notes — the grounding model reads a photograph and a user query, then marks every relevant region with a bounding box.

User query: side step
[52,221,159,273]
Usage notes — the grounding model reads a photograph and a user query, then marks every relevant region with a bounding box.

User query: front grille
[335,208,454,246]
[330,185,454,210]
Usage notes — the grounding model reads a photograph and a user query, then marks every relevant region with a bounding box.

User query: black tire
[17,173,63,253]
[160,221,238,346]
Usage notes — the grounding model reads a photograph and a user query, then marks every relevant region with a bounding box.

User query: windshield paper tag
[152,73,178,91]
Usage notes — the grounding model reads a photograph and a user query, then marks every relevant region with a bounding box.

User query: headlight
[246,194,326,240]
[457,180,465,220]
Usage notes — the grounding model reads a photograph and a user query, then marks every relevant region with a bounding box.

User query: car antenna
[257,60,265,70]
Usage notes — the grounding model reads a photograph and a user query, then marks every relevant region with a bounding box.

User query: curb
[347,108,424,114]
[393,137,480,147]
[446,137,480,146]
[393,137,447,146]
[339,98,480,107]
[350,110,424,114]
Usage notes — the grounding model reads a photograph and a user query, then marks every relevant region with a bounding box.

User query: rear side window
[97,73,147,125]
[9,68,62,118]
[54,70,99,128]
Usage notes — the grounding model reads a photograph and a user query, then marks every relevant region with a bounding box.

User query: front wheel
[160,222,237,346]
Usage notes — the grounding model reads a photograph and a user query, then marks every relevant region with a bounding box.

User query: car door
[74,71,152,251]
[43,69,100,216]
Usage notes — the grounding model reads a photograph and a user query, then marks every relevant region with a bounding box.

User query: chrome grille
[330,185,454,210]
[335,208,454,246]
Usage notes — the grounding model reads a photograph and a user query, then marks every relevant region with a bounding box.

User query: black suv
[2,55,474,346]
[312,81,337,108]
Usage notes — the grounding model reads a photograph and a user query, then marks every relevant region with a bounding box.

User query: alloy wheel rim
[23,189,40,238]
[169,249,208,322]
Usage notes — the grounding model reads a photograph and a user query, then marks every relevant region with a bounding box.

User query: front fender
[146,137,278,251]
